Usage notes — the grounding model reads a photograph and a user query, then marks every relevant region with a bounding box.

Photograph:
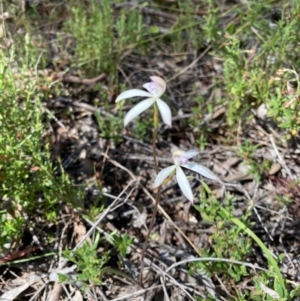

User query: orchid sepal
[176,166,194,202]
[153,165,176,188]
[115,89,153,102]
[124,98,155,126]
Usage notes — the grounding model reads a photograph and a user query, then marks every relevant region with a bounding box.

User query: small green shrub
[192,182,287,300]
[238,140,271,181]
[200,0,300,129]
[62,234,110,290]
[65,0,143,77]
[0,50,74,247]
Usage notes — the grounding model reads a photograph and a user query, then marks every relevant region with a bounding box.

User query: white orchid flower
[115,76,172,126]
[153,148,220,203]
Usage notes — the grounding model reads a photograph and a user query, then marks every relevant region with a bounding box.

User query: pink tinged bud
[143,76,166,97]
[150,76,166,92]
[143,82,164,97]
[172,149,189,165]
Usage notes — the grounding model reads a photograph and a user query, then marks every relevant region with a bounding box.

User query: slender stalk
[152,127,159,174]
[139,186,161,286]
[139,107,161,287]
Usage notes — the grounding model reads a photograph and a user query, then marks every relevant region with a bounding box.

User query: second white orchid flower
[115,76,172,127]
[153,148,221,203]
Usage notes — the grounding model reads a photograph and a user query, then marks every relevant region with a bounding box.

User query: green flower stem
[152,104,159,173]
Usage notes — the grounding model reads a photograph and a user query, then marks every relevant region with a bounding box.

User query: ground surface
[1,0,300,300]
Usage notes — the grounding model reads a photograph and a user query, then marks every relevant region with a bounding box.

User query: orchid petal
[156,99,172,127]
[182,162,220,182]
[176,166,193,202]
[115,89,153,102]
[124,98,155,126]
[153,165,176,188]
[186,149,199,159]
[150,76,166,94]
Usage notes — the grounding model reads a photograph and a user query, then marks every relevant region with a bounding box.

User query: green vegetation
[1,0,300,299]
[62,234,110,290]
[65,0,144,77]
[238,139,272,182]
[0,52,73,246]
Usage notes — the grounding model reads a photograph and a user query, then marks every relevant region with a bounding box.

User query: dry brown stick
[139,186,161,287]
[53,72,106,85]
[14,69,106,86]
[48,283,62,301]
[167,45,211,82]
